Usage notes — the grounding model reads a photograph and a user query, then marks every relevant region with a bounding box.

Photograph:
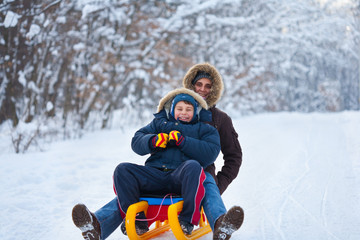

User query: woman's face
[194,78,212,99]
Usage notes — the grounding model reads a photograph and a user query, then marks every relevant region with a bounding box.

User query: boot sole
[213,206,244,240]
[72,204,101,240]
[223,206,244,231]
[72,204,93,228]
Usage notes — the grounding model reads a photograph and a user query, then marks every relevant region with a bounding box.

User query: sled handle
[168,201,212,240]
[126,201,172,240]
[126,201,149,240]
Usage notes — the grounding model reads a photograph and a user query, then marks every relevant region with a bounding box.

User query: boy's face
[194,78,212,99]
[174,101,194,122]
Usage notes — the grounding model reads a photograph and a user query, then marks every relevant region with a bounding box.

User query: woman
[182,63,244,240]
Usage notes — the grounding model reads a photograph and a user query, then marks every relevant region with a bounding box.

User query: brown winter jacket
[183,63,243,194]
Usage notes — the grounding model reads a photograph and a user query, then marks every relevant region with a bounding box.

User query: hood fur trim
[182,63,224,107]
[157,88,208,113]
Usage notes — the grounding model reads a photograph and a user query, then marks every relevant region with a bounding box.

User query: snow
[18,71,27,87]
[80,3,105,20]
[26,24,41,40]
[46,102,54,112]
[0,75,9,110]
[2,10,21,28]
[73,43,86,51]
[1,112,360,240]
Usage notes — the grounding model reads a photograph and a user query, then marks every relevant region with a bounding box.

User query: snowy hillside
[1,112,360,240]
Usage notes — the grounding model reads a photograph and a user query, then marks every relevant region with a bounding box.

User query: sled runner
[125,195,211,240]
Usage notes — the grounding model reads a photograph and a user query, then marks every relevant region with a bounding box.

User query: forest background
[1,0,359,153]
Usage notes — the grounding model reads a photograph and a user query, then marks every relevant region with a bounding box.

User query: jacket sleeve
[216,113,242,194]
[131,121,157,156]
[180,125,221,168]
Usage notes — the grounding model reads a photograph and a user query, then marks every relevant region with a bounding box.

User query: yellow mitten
[168,130,184,146]
[152,133,169,148]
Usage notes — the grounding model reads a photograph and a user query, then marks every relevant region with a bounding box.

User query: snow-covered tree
[0,0,359,152]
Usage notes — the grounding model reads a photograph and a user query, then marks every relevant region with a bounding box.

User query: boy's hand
[168,130,185,146]
[152,133,169,148]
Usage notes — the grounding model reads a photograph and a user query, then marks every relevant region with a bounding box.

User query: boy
[72,88,220,239]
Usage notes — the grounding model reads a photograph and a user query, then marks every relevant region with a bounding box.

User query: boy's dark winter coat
[131,88,221,170]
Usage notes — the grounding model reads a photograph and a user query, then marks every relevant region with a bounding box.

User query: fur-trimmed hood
[156,88,209,122]
[157,88,208,113]
[182,63,224,107]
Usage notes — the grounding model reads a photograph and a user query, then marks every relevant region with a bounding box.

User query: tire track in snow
[261,203,287,240]
[276,121,312,238]
[288,195,341,240]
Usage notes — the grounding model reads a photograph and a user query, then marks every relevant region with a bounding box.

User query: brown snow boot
[213,206,244,240]
[72,203,101,240]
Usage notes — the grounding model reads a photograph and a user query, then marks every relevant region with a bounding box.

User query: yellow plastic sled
[125,197,211,240]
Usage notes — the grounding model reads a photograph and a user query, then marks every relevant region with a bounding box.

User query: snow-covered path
[230,112,360,240]
[1,112,360,240]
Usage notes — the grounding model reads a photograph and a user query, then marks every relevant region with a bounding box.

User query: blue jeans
[94,198,122,240]
[202,171,227,230]
[94,172,226,239]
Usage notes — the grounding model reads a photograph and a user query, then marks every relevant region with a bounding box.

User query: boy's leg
[202,171,227,230]
[113,162,167,218]
[94,197,122,240]
[170,160,206,225]
[73,163,167,240]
